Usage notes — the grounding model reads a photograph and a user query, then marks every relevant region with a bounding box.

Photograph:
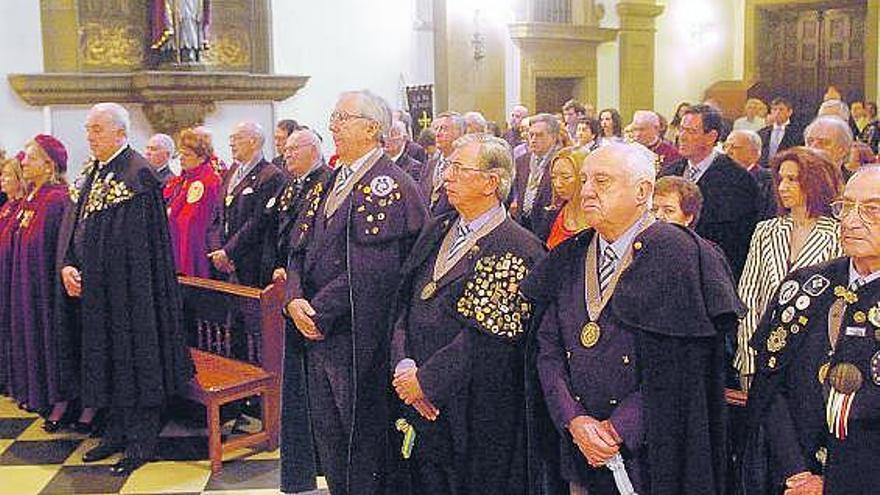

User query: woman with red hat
[0,154,25,396]
[8,134,84,432]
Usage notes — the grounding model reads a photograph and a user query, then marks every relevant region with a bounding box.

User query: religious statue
[151,0,211,64]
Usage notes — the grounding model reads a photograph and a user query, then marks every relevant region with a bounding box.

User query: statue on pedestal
[151,0,211,64]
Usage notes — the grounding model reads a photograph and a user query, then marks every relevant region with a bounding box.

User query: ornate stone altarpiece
[9,0,308,135]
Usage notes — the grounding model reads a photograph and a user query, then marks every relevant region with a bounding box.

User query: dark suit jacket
[418,154,453,216]
[513,151,555,241]
[405,140,428,164]
[394,153,423,183]
[758,123,804,166]
[269,165,332,271]
[659,153,759,280]
[207,158,286,287]
[750,166,778,220]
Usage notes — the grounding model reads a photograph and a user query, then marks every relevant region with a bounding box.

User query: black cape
[58,147,193,408]
[523,222,743,495]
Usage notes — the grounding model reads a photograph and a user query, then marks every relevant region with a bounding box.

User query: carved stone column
[616,0,664,122]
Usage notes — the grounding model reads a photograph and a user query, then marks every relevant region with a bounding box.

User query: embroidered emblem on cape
[767,326,788,353]
[795,295,811,311]
[298,182,325,240]
[803,274,830,297]
[370,175,396,197]
[778,280,800,305]
[456,253,531,339]
[187,180,204,204]
[83,174,135,218]
[265,195,276,209]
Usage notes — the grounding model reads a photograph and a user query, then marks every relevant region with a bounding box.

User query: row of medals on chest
[816,286,880,395]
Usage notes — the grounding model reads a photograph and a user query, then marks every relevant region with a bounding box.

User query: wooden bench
[177,276,285,474]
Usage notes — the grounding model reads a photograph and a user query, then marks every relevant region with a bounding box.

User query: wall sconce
[472,9,486,61]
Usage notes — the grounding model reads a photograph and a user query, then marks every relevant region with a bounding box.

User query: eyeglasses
[830,199,880,225]
[446,162,487,178]
[329,111,368,125]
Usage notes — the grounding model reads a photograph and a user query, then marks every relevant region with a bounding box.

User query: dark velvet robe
[389,213,545,494]
[0,199,21,391]
[164,161,222,278]
[59,146,193,408]
[8,184,73,408]
[523,222,742,495]
[743,258,880,495]
[285,154,427,494]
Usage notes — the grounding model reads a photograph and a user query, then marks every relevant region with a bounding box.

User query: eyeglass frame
[830,199,880,225]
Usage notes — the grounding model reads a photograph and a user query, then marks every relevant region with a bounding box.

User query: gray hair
[817,99,851,122]
[529,113,561,136]
[290,128,322,152]
[804,116,854,150]
[727,129,762,154]
[90,102,130,135]
[435,111,467,135]
[631,110,660,129]
[591,142,657,185]
[464,111,488,133]
[236,121,266,146]
[340,90,392,139]
[149,133,176,154]
[451,133,515,201]
[848,164,880,184]
[389,119,409,138]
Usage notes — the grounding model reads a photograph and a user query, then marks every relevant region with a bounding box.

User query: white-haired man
[523,142,739,494]
[284,90,427,495]
[504,104,529,148]
[805,115,856,180]
[59,102,193,476]
[744,166,880,494]
[463,111,488,134]
[725,129,778,220]
[629,110,680,168]
[144,133,177,184]
[207,120,286,287]
[391,133,544,494]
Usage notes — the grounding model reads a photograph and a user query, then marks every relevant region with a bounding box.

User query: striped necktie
[447,222,472,263]
[685,164,701,183]
[598,245,618,296]
[333,166,353,193]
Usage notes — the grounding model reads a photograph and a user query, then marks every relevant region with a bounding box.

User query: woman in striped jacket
[735,147,844,390]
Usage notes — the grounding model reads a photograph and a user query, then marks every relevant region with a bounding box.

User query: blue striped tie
[598,246,617,296]
[333,166,353,193]
[447,222,471,263]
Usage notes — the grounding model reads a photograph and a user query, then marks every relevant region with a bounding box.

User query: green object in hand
[395,418,416,459]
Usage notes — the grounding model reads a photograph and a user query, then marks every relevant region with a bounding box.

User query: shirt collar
[340,147,380,175]
[389,149,405,163]
[688,148,718,175]
[774,120,790,131]
[236,152,264,177]
[849,259,880,287]
[97,143,128,168]
[295,158,325,182]
[598,210,650,261]
[459,204,505,233]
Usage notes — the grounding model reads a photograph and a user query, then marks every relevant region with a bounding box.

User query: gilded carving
[202,33,250,68]
[80,23,143,68]
[142,102,216,137]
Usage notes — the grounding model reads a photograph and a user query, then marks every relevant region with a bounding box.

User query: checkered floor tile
[0,396,328,495]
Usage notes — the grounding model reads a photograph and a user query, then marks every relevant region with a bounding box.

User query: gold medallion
[580,322,601,348]
[766,326,788,353]
[818,362,830,384]
[420,281,437,300]
[854,311,867,324]
[225,194,233,207]
[186,180,204,204]
[868,307,880,328]
[828,362,864,395]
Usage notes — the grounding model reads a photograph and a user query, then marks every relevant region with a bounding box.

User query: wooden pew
[176,276,284,473]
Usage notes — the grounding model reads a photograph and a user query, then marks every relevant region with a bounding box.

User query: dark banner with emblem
[406,85,433,138]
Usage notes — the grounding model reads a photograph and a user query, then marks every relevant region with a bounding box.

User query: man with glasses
[284,90,426,495]
[390,133,544,494]
[207,120,285,287]
[659,104,760,280]
[743,167,880,495]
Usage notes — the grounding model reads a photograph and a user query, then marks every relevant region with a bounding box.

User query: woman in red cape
[0,155,25,396]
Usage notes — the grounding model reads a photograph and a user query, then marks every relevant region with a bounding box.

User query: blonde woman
[544,147,589,249]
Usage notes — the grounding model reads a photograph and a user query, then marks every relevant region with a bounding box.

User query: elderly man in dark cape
[387,133,545,494]
[58,103,193,476]
[522,143,742,495]
[284,90,426,495]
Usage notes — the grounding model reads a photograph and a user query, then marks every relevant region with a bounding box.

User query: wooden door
[756,2,865,119]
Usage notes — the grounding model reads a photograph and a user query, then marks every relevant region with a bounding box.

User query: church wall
[0,1,47,158]
[271,0,435,154]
